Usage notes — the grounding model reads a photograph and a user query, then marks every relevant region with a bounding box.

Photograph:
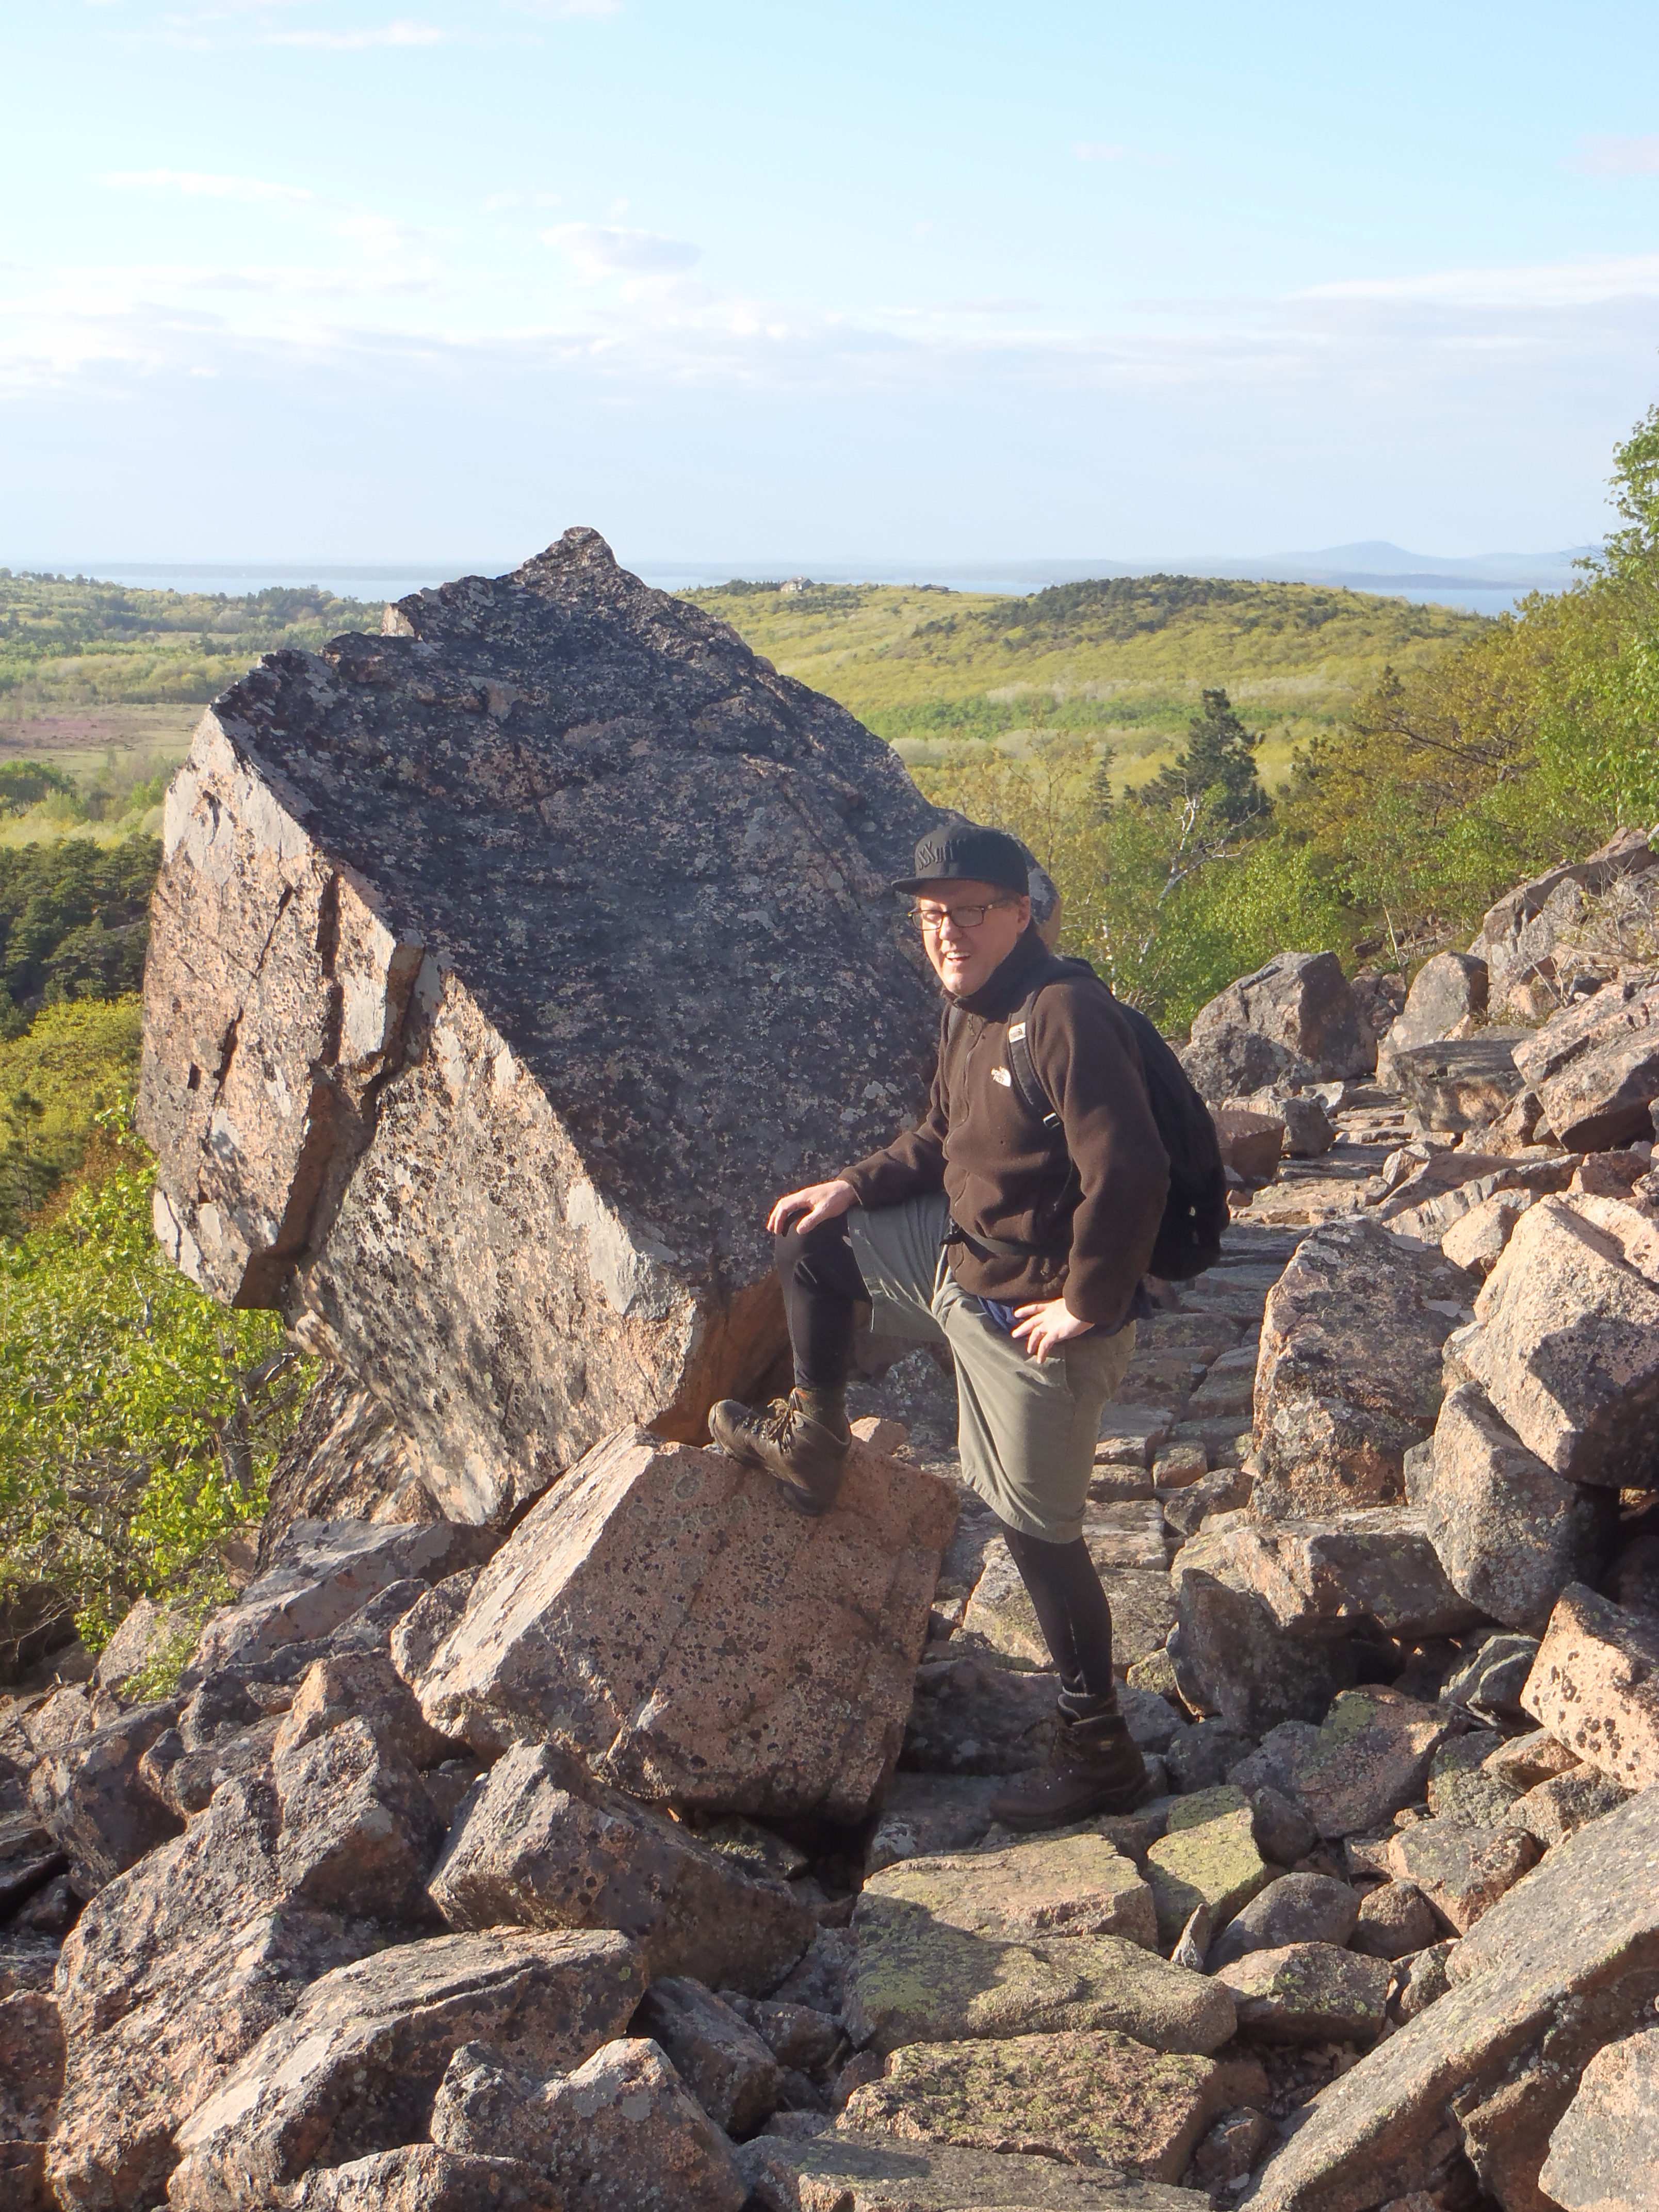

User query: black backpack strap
[1004,990,1062,1135]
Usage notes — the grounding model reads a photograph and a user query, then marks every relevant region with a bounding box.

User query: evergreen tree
[1088,741,1118,823]
[1137,688,1268,830]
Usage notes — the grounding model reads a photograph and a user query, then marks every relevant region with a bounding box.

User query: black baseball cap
[892,823,1031,898]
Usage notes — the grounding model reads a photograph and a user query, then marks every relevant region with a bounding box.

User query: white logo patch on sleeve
[991,1066,1013,1087]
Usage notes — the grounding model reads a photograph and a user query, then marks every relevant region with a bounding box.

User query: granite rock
[1214,1943,1391,2045]
[138,531,941,1523]
[1511,973,1659,1151]
[1511,1763,1632,1847]
[1212,1109,1286,1184]
[1169,1569,1355,1739]
[1414,1381,1617,1633]
[1352,1880,1439,1961]
[859,1834,1157,1951]
[1481,1726,1579,1791]
[1228,1691,1450,1841]
[1253,1219,1474,1516]
[1172,1506,1481,1642]
[840,2029,1237,2182]
[1386,1035,1528,1133]
[1439,1188,1536,1276]
[412,1426,952,1819]
[1455,1194,1659,1490]
[26,1701,181,1894]
[271,1715,447,1923]
[737,2125,1211,2209]
[1186,954,1375,1092]
[431,2035,747,2212]
[864,1774,1006,1875]
[1384,1817,1541,1935]
[1537,2022,1659,2212]
[288,2145,558,2212]
[1441,1638,1535,1731]
[45,1775,384,2212]
[196,1516,497,1671]
[1208,1875,1359,1970]
[429,1744,812,1994]
[1145,1807,1273,1946]
[1241,1784,1659,2211]
[167,1928,644,2210]
[1520,1584,1659,1791]
[844,1890,1237,2057]
[1386,953,1489,1054]
[1469,828,1659,1014]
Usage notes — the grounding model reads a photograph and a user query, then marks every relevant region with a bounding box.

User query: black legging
[774,1216,1117,1705]
[776,1215,870,1391]
[1000,1523,1119,1706]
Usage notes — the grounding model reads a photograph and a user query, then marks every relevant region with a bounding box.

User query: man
[709,822,1171,1828]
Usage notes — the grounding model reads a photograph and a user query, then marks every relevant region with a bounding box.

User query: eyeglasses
[912,899,1015,932]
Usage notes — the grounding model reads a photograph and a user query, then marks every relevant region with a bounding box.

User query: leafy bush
[0,1111,311,1650]
[0,996,144,1236]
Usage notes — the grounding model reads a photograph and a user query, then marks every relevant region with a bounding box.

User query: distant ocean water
[21,557,1568,619]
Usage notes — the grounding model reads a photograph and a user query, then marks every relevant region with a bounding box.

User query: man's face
[914,877,1031,997]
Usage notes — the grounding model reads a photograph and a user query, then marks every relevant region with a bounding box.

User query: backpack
[951,953,1228,1282]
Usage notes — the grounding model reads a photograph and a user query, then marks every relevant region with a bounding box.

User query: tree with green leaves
[1136,688,1269,830]
[0,1108,310,1652]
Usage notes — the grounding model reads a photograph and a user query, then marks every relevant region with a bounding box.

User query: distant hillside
[0,571,384,719]
[686,574,1486,791]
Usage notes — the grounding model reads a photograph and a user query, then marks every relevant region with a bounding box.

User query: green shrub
[0,1113,312,1649]
[0,995,144,1235]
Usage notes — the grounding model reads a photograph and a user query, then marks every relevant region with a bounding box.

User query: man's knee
[776,1215,866,1303]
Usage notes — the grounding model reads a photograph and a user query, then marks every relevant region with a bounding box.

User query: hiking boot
[987,1709,1150,1831]
[707,1389,850,1516]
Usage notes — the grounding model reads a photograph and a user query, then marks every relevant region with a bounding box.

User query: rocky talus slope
[5,558,1659,2210]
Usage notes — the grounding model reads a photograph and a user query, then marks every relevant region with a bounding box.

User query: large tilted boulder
[1469,825,1659,1016]
[1241,1784,1659,2212]
[410,1424,955,1820]
[1510,970,1659,1150]
[138,529,941,1524]
[1383,950,1488,1055]
[1252,1216,1475,1516]
[257,1366,435,1558]
[1182,952,1374,1101]
[1452,1193,1659,1490]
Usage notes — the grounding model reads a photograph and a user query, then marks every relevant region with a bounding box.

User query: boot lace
[754,1394,801,1446]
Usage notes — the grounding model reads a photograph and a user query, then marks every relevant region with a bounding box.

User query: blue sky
[5,0,1659,567]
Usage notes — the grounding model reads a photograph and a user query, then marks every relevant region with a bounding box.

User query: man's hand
[768,1179,857,1237]
[1011,1297,1095,1364]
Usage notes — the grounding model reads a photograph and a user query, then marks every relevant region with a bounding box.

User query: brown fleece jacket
[838,926,1170,1331]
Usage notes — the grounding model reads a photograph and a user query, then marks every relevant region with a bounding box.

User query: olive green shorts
[846,1189,1135,1543]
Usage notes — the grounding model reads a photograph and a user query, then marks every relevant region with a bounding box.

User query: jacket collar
[952,925,1054,1023]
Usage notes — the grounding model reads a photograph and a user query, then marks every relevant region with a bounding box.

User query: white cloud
[543,223,702,278]
[1297,253,1659,309]
[1573,136,1659,176]
[506,0,621,15]
[1073,142,1128,163]
[264,18,444,47]
[100,167,315,203]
